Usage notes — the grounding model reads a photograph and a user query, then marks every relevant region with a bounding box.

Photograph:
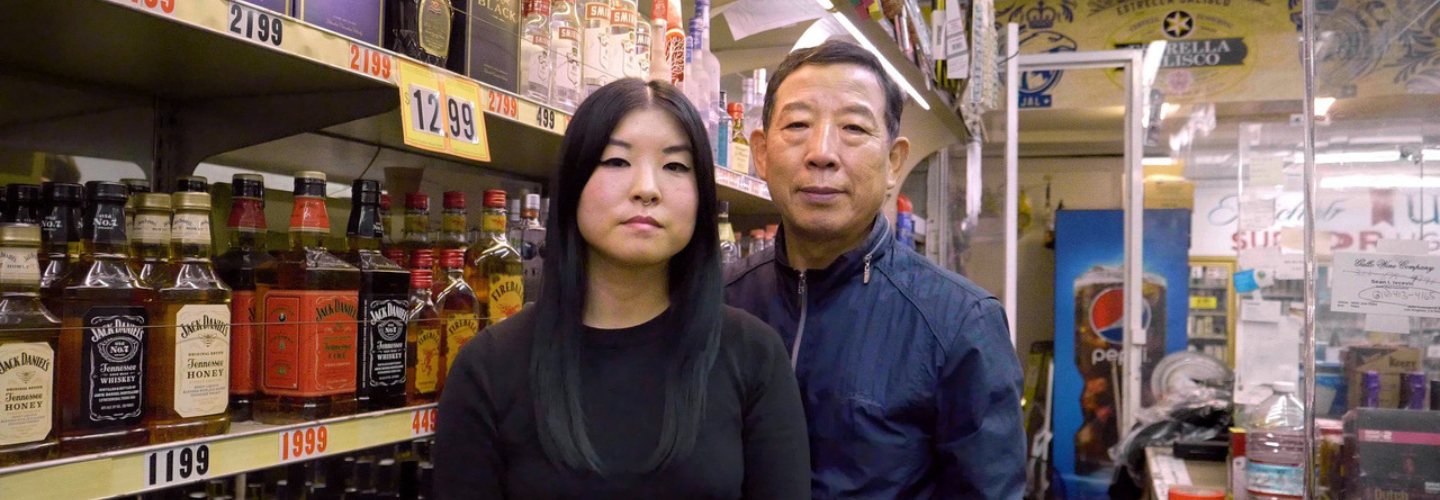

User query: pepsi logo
[1089,288,1151,344]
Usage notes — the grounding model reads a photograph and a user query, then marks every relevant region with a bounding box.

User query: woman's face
[577,106,698,268]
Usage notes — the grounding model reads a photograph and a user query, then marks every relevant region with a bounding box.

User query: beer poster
[1052,209,1192,499]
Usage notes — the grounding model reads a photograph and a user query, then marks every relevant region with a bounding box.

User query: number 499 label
[144,443,211,488]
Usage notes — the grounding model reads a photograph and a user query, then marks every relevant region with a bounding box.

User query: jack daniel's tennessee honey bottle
[254,172,360,424]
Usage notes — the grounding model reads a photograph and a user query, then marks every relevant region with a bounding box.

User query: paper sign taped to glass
[1331,251,1440,318]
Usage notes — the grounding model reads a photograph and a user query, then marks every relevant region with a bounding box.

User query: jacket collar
[774,214,892,284]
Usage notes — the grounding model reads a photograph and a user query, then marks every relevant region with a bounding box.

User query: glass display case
[1188,257,1236,365]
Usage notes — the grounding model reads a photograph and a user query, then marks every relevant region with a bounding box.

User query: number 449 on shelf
[412,407,437,436]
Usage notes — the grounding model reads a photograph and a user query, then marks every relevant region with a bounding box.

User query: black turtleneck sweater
[434,306,810,499]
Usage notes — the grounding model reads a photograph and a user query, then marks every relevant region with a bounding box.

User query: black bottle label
[81,306,148,423]
[360,296,409,389]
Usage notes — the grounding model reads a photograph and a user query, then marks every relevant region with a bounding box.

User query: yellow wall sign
[1190,295,1219,309]
[396,59,491,162]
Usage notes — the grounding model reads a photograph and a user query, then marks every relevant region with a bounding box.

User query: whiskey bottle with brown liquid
[146,191,231,444]
[58,181,155,454]
[214,174,273,422]
[405,266,441,406]
[433,192,468,277]
[39,182,83,315]
[129,193,172,289]
[464,190,523,325]
[344,180,410,412]
[254,172,360,423]
[394,193,432,271]
[120,178,151,247]
[0,223,61,466]
[4,184,41,223]
[434,249,478,394]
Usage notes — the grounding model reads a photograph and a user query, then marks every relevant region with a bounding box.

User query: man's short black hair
[762,40,905,140]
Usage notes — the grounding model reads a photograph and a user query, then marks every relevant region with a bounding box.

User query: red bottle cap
[411,249,435,269]
[410,269,432,289]
[443,191,466,209]
[440,249,465,268]
[728,101,743,118]
[406,192,430,210]
[380,192,392,211]
[484,190,507,209]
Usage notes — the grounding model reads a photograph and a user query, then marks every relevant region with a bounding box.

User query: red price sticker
[278,425,330,462]
[486,90,520,120]
[411,407,438,436]
[125,0,175,14]
[349,43,394,81]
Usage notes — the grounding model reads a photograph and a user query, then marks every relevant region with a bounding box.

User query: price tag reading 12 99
[408,84,445,137]
[279,425,329,463]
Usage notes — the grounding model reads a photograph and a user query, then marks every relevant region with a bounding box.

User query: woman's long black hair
[531,78,723,476]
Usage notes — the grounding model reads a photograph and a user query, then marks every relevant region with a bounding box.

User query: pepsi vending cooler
[1052,209,1191,499]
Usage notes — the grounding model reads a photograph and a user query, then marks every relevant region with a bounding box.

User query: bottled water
[1245,381,1306,500]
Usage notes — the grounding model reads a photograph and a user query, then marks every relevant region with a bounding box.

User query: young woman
[434,79,810,499]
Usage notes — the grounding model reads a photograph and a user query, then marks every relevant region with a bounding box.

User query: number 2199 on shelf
[279,425,329,462]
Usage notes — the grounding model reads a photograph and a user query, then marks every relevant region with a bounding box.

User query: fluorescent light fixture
[1160,103,1179,121]
[1314,97,1336,116]
[792,17,837,50]
[830,12,931,111]
[1320,174,1440,189]
[1141,41,1167,87]
[1142,157,1176,166]
[815,0,834,9]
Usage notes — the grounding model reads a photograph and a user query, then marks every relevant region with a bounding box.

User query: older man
[725,40,1027,499]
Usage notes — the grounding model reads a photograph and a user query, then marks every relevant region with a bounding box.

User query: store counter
[1144,446,1228,500]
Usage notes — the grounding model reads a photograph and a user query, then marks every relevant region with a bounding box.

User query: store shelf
[1189,310,1228,317]
[1188,336,1228,343]
[0,405,436,500]
[716,168,777,215]
[0,0,568,176]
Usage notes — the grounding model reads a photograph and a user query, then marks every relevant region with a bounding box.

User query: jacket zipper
[790,271,808,369]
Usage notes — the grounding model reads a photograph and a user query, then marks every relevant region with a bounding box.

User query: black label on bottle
[80,306,147,423]
[359,295,409,389]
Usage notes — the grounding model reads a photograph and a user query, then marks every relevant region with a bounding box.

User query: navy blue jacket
[724,216,1026,500]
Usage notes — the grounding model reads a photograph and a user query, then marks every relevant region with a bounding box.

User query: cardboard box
[294,0,384,46]
[1343,345,1423,410]
[239,0,289,15]
[1342,408,1440,500]
[467,0,520,92]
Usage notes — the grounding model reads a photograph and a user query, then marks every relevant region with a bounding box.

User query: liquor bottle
[718,201,739,265]
[520,0,554,103]
[629,8,650,78]
[380,192,406,265]
[581,0,613,93]
[405,264,441,406]
[715,91,731,169]
[4,184,41,223]
[396,193,432,273]
[39,182,83,314]
[435,249,479,394]
[214,174,273,423]
[506,198,524,244]
[345,180,411,412]
[549,0,582,112]
[120,178,151,246]
[175,176,209,193]
[387,0,454,67]
[433,192,468,277]
[129,193,172,289]
[741,71,765,143]
[0,223,60,466]
[609,0,637,80]
[650,0,683,85]
[520,194,545,304]
[729,101,752,175]
[254,172,361,423]
[147,191,232,444]
[58,181,155,453]
[463,191,523,325]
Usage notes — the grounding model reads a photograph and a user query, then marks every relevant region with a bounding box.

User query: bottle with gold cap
[58,181,156,454]
[119,178,151,246]
[174,175,209,194]
[0,223,61,466]
[146,191,232,443]
[128,192,172,289]
[254,171,360,423]
[464,190,523,325]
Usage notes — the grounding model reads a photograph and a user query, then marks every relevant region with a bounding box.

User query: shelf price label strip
[0,409,426,500]
[398,59,492,162]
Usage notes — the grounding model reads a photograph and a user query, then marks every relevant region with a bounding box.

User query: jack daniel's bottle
[58,181,155,453]
[39,182,83,315]
[147,192,231,443]
[344,180,410,412]
[0,223,61,466]
[255,172,360,423]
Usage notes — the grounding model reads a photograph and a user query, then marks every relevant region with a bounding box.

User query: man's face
[752,64,909,243]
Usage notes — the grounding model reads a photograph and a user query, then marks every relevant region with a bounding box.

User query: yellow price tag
[441,75,491,162]
[1190,296,1218,310]
[397,60,448,153]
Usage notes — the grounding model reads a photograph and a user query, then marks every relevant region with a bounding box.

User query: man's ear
[886,136,911,192]
[751,128,770,182]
